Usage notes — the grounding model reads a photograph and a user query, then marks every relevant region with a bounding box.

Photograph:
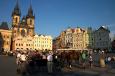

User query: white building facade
[34,34,52,51]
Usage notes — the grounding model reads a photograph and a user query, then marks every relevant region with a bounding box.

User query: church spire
[27,0,34,18]
[12,0,21,16]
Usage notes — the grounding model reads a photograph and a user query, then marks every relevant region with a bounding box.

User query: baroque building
[11,1,35,51]
[55,27,93,51]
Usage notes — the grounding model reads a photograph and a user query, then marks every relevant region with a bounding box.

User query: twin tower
[12,1,35,38]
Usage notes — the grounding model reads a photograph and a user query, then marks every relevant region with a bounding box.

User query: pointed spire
[26,0,34,18]
[12,0,21,16]
[15,0,19,10]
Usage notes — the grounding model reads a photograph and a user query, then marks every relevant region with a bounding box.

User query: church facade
[11,1,35,51]
[0,1,53,52]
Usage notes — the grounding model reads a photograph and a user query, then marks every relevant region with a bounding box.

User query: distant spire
[12,0,21,16]
[26,0,34,18]
[14,0,19,11]
[16,0,19,8]
[30,0,32,7]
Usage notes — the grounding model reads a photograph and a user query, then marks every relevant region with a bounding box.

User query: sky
[0,0,115,38]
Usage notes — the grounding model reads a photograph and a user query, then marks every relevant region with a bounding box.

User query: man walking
[81,51,87,69]
[47,52,53,73]
[20,52,27,75]
[16,51,21,73]
[89,55,93,68]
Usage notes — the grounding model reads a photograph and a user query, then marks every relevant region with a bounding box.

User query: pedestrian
[47,52,53,73]
[106,56,111,64]
[42,54,47,71]
[81,51,87,69]
[16,51,21,65]
[67,52,72,69]
[20,52,27,75]
[107,57,111,62]
[89,55,93,68]
[16,51,21,73]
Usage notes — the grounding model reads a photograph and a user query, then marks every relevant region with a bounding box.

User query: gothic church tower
[26,4,35,37]
[12,0,35,37]
[12,0,21,37]
[11,0,35,51]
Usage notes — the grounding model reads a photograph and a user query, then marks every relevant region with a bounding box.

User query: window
[15,17,18,23]
[14,30,16,33]
[17,48,19,50]
[30,19,32,25]
[7,36,9,38]
[4,35,5,38]
[21,29,25,37]
[7,42,9,45]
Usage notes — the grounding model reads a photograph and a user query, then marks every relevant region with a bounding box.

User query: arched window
[14,30,16,33]
[15,17,18,23]
[21,29,25,37]
[30,19,32,25]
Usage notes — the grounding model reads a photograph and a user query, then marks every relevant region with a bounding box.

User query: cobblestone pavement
[0,55,115,76]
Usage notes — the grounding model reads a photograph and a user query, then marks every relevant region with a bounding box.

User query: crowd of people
[15,49,115,75]
[16,50,60,75]
[0,47,114,76]
[15,50,95,75]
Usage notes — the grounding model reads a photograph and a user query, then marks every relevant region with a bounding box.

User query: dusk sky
[0,0,115,38]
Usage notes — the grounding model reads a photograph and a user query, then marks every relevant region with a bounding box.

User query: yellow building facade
[13,35,33,51]
[34,34,52,51]
[0,29,12,52]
